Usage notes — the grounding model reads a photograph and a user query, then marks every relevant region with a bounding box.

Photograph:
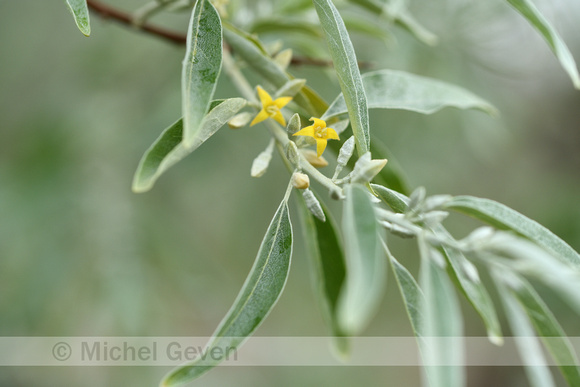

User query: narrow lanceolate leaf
[506,0,580,89]
[296,194,348,355]
[371,184,409,214]
[510,275,580,387]
[436,233,502,345]
[313,0,370,156]
[482,233,580,316]
[182,0,223,148]
[132,98,245,193]
[323,70,497,120]
[493,269,556,387]
[65,0,90,36]
[223,24,326,116]
[161,200,293,386]
[445,195,580,266]
[418,237,464,387]
[338,184,385,335]
[384,243,424,337]
[373,186,502,343]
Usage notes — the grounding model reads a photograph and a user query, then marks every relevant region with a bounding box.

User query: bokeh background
[1,0,579,385]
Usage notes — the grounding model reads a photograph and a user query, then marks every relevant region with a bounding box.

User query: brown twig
[86,0,373,69]
[86,0,187,44]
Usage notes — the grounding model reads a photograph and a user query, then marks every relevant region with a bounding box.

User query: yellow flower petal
[274,96,292,109]
[256,86,273,105]
[272,111,286,127]
[315,139,327,157]
[293,125,314,137]
[326,127,339,140]
[250,109,269,126]
[310,117,327,128]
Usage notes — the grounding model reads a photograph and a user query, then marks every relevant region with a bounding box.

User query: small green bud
[286,113,301,135]
[301,149,329,168]
[302,189,325,221]
[251,139,275,177]
[285,141,300,166]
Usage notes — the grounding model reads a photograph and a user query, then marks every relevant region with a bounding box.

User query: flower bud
[291,172,310,189]
[285,141,300,166]
[301,149,329,168]
[286,113,301,135]
[302,189,325,221]
[333,136,355,179]
[251,140,275,178]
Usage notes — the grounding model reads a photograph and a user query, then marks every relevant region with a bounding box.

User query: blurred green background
[1,0,579,385]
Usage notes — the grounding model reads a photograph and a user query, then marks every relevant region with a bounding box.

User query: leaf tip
[486,105,500,118]
[79,24,91,37]
[330,336,351,361]
[131,177,152,194]
[489,334,504,347]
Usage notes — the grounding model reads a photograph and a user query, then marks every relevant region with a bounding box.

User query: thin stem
[282,179,295,203]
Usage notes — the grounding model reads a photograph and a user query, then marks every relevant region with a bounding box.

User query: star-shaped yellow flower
[293,117,339,157]
[250,86,292,127]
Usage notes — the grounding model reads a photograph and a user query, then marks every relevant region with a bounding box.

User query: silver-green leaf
[182,0,223,148]
[493,269,556,387]
[161,199,293,386]
[313,0,370,156]
[510,275,580,387]
[338,184,386,335]
[65,0,90,36]
[506,0,580,89]
[371,184,409,214]
[445,195,580,266]
[297,193,348,355]
[418,236,465,387]
[373,186,502,343]
[132,98,246,193]
[384,242,424,337]
[482,233,580,316]
[438,238,502,345]
[323,69,497,120]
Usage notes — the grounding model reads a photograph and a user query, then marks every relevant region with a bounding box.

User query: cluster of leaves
[65,0,580,386]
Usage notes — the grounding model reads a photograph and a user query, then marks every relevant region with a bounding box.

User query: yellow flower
[250,86,293,127]
[293,117,339,157]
